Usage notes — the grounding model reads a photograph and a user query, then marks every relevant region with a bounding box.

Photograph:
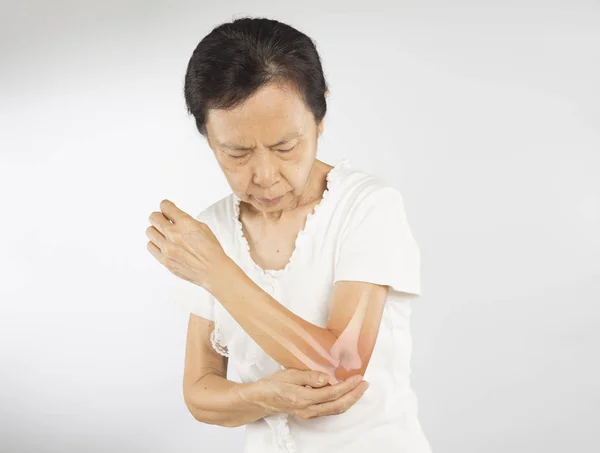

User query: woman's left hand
[146,199,232,290]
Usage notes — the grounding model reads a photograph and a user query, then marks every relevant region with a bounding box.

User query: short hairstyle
[184,17,329,137]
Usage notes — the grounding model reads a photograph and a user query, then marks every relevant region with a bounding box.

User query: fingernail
[354,375,363,383]
[318,375,327,383]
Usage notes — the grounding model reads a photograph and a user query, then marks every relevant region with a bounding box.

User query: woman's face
[205,82,325,214]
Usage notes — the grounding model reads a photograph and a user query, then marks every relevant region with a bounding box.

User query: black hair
[183,17,329,137]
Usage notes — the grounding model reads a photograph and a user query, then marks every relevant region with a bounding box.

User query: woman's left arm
[205,259,388,385]
[147,199,387,385]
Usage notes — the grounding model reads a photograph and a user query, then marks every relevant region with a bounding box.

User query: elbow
[221,418,244,428]
[199,414,243,429]
[183,389,213,425]
[329,343,372,382]
[186,404,236,427]
[184,397,240,428]
[183,396,207,423]
[182,378,241,428]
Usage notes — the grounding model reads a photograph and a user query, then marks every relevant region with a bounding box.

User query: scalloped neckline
[232,158,350,277]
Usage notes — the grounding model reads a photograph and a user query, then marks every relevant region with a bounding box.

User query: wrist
[207,258,256,304]
[203,254,239,295]
[237,380,276,417]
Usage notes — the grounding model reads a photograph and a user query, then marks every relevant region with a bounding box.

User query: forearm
[186,374,274,427]
[204,260,353,384]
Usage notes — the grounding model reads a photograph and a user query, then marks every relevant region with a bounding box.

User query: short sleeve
[333,186,421,298]
[173,276,216,320]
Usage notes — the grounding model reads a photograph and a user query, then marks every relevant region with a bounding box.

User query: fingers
[304,374,365,405]
[284,369,331,388]
[159,199,186,224]
[295,380,370,419]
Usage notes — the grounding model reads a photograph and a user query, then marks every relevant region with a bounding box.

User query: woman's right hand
[245,368,370,420]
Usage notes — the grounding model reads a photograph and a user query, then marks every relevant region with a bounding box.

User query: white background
[1,1,599,452]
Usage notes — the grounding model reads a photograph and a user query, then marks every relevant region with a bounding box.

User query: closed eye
[229,145,296,159]
[278,145,296,153]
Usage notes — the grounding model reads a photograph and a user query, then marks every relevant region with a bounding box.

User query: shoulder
[334,166,406,217]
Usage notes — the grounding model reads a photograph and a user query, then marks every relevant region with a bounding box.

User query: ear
[318,91,328,138]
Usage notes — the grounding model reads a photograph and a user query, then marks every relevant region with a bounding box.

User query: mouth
[256,195,284,206]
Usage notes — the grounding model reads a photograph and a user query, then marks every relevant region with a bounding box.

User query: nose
[252,153,280,188]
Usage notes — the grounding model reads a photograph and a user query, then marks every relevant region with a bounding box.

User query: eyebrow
[219,132,301,151]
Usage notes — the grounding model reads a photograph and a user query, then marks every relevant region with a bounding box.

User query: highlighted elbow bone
[254,293,369,385]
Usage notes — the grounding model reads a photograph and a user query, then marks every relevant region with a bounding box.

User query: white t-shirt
[174,158,432,453]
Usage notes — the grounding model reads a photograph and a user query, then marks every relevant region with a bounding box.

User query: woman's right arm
[185,374,274,427]
[182,314,369,427]
[182,314,272,428]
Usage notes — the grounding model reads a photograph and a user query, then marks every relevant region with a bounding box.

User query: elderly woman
[146,17,432,453]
